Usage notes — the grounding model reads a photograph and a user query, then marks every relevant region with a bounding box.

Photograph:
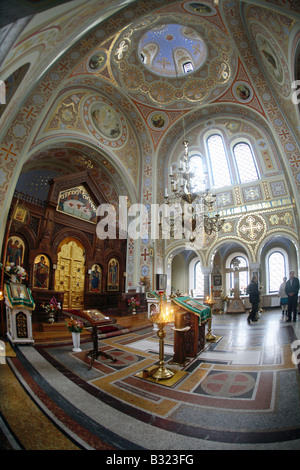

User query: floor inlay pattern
[1,310,300,450]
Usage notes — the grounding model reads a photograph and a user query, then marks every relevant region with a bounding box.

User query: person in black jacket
[285,270,300,322]
[247,275,260,325]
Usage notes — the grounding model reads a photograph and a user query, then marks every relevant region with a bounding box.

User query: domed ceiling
[137,23,207,78]
[111,12,237,110]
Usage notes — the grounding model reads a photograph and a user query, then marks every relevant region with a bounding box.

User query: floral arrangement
[221,294,229,302]
[139,276,150,289]
[0,262,28,282]
[65,317,84,333]
[127,297,140,309]
[41,297,61,314]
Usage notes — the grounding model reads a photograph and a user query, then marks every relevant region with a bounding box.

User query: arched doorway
[54,237,85,309]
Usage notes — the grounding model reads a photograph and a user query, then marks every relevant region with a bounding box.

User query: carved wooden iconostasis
[3,170,126,323]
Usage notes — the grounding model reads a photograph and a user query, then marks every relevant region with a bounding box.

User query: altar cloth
[172,296,211,324]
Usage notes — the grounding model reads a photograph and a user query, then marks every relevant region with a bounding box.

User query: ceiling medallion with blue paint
[138,24,207,78]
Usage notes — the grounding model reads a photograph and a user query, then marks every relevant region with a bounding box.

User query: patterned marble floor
[1,309,300,451]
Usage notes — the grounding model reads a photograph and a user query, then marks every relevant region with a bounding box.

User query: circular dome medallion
[83,96,126,147]
[138,24,207,78]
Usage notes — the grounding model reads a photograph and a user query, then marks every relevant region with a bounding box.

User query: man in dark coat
[247,275,260,325]
[285,270,299,322]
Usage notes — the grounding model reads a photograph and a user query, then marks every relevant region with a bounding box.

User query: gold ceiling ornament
[112,14,235,108]
[84,159,94,170]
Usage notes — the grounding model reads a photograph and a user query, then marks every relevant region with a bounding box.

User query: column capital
[249,262,260,270]
[201,266,212,275]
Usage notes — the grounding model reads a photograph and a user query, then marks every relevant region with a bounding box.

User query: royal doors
[54,238,85,309]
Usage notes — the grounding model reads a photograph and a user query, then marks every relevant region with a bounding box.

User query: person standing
[278,276,288,318]
[285,271,299,322]
[247,275,260,325]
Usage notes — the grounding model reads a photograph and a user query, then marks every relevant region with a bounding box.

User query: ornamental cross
[141,249,150,261]
[240,216,263,240]
[157,58,171,69]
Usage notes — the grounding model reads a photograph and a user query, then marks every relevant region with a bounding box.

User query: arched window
[267,250,287,293]
[189,155,205,192]
[194,261,204,296]
[207,134,231,188]
[233,142,259,183]
[183,61,194,73]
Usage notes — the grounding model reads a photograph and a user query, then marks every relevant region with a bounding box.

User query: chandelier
[158,38,224,243]
[162,139,225,242]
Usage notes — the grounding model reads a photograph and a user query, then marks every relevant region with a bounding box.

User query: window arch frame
[189,258,204,297]
[188,152,206,192]
[265,247,289,295]
[172,127,265,194]
[205,132,232,189]
[232,140,260,184]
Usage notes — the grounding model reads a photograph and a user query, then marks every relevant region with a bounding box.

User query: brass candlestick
[205,287,217,342]
[149,292,174,380]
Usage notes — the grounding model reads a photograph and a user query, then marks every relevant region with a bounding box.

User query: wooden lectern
[171,297,211,361]
[77,309,117,369]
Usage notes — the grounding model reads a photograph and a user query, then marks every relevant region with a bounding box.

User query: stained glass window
[233,142,259,183]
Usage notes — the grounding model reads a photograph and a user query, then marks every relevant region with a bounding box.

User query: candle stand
[149,292,174,380]
[205,287,217,342]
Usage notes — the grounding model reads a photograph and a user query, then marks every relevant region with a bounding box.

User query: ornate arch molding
[51,227,93,262]
[257,231,300,262]
[239,0,300,19]
[220,0,300,200]
[32,80,148,151]
[157,103,288,210]
[208,239,252,268]
[26,82,144,202]
[26,138,137,205]
[159,102,281,163]
[165,241,206,268]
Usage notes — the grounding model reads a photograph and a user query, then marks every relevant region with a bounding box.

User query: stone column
[202,266,212,300]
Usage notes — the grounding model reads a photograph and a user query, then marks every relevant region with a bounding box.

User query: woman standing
[278,277,288,318]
